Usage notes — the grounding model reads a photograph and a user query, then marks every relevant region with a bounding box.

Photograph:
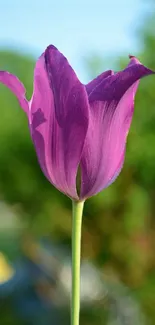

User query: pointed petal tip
[128,54,155,75]
[128,54,141,65]
[45,44,58,54]
[129,54,136,59]
[44,45,63,68]
[0,70,28,114]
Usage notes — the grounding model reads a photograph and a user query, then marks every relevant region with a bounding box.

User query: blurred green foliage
[0,7,155,325]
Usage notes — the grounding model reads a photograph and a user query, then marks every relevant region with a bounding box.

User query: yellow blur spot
[0,253,15,284]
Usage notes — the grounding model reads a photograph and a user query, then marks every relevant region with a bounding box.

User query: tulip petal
[30,45,89,199]
[0,71,28,114]
[80,58,154,199]
[86,69,114,95]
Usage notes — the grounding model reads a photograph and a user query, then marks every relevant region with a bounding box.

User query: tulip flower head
[0,46,154,201]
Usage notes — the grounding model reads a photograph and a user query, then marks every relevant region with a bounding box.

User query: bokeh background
[0,0,155,324]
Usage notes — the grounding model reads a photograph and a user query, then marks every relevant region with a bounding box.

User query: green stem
[71,200,85,325]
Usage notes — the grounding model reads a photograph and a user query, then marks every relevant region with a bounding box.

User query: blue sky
[0,0,151,81]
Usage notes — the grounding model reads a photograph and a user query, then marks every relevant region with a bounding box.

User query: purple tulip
[0,46,154,201]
